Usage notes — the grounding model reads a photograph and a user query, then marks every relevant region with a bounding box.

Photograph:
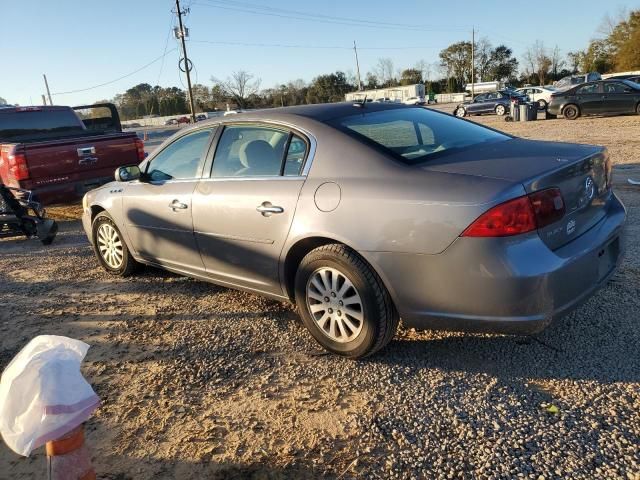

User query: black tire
[294,244,399,359]
[636,102,640,115]
[563,104,580,120]
[537,99,548,110]
[91,212,138,276]
[495,104,506,116]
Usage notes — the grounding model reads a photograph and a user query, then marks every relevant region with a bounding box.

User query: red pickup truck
[0,103,144,205]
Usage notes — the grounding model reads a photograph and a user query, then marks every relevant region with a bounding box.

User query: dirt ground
[1,113,639,479]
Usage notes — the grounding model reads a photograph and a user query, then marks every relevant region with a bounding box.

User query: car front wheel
[495,104,506,116]
[455,107,466,117]
[92,212,138,276]
[295,244,398,358]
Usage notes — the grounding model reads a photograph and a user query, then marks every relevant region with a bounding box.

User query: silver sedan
[82,103,625,358]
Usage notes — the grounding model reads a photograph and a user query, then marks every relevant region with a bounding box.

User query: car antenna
[353,95,367,107]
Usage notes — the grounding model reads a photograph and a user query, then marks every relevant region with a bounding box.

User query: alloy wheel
[97,223,124,269]
[456,108,465,117]
[306,267,364,343]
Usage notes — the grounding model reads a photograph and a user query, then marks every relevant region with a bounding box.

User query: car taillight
[462,188,565,237]
[604,152,612,189]
[135,138,145,161]
[1,145,30,181]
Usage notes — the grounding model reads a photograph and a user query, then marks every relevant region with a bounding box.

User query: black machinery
[0,184,58,245]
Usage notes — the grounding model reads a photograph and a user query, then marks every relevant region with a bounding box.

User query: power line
[190,39,446,50]
[51,48,178,96]
[193,0,470,32]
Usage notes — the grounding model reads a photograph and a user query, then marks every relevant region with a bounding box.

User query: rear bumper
[363,192,626,334]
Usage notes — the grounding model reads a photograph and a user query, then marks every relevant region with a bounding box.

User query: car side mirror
[115,165,141,182]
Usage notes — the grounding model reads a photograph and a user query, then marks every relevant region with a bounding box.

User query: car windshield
[327,107,510,165]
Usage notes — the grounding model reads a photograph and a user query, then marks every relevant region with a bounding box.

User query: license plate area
[597,237,619,281]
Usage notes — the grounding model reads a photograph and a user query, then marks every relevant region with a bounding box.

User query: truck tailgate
[23,132,139,183]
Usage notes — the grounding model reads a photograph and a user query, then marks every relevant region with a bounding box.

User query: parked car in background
[516,86,556,110]
[165,116,190,125]
[0,104,144,205]
[124,122,141,129]
[82,102,624,358]
[606,74,640,84]
[403,96,426,105]
[554,72,602,90]
[547,79,640,120]
[195,114,208,122]
[454,90,527,117]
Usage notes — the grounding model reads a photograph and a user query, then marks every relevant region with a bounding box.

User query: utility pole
[43,74,53,105]
[471,27,475,99]
[353,41,363,91]
[175,0,196,123]
[41,94,47,106]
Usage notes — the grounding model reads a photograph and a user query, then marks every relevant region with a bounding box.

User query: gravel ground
[1,114,639,479]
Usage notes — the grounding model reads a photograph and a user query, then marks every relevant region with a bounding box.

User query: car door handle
[256,202,284,217]
[169,199,188,211]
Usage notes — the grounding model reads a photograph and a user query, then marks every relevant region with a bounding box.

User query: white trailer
[464,81,505,94]
[345,84,426,103]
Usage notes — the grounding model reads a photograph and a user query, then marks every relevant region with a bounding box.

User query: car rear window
[0,108,86,141]
[327,107,509,165]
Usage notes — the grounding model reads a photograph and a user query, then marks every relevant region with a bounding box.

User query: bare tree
[524,41,552,86]
[475,37,493,81]
[211,70,261,109]
[550,45,565,80]
[373,58,395,87]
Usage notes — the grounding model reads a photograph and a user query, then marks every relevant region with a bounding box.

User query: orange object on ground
[46,425,95,480]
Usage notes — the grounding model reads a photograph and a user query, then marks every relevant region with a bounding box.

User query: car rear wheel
[495,104,506,116]
[563,104,580,120]
[295,244,398,359]
[455,107,466,117]
[92,212,138,276]
[537,99,548,110]
[636,102,640,115]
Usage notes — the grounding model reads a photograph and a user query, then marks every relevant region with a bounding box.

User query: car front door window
[148,128,214,181]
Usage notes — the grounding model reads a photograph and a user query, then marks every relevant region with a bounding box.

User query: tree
[373,58,396,87]
[475,37,493,81]
[439,41,472,88]
[364,72,379,89]
[211,70,261,109]
[306,71,353,104]
[566,51,583,73]
[524,41,552,85]
[550,45,565,81]
[610,10,640,70]
[0,97,6,105]
[399,68,423,85]
[488,45,518,81]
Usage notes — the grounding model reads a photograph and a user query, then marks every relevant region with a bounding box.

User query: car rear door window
[604,82,627,93]
[212,125,289,177]
[576,83,599,94]
[283,134,308,176]
[148,128,214,181]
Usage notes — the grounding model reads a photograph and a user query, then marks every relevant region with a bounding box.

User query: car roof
[198,102,415,125]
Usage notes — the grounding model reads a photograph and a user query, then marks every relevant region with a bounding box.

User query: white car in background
[403,96,426,105]
[516,86,556,110]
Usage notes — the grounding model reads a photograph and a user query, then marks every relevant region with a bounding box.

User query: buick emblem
[584,177,595,201]
[577,176,595,208]
[566,219,576,235]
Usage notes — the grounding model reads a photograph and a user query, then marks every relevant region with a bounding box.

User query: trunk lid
[421,138,611,250]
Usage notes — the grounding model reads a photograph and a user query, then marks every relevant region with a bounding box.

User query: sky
[1,0,637,106]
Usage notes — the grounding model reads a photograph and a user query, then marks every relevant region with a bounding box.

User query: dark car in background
[454,90,527,117]
[548,79,640,120]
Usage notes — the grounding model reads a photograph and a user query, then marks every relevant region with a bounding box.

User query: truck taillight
[2,145,30,181]
[135,138,145,161]
[462,188,565,237]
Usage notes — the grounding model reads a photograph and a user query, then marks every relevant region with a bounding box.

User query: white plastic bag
[0,335,100,456]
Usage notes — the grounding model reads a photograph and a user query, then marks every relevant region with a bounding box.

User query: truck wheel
[563,104,580,120]
[92,212,138,276]
[295,244,399,359]
[495,104,506,116]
